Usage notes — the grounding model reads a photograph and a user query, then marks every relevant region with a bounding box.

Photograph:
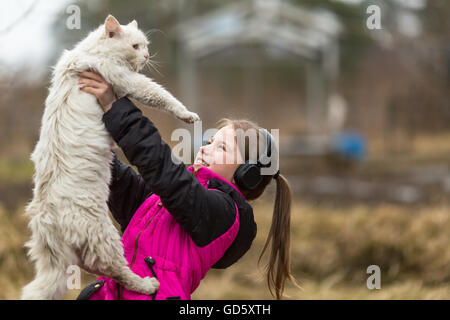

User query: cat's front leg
[68,56,102,74]
[109,69,200,123]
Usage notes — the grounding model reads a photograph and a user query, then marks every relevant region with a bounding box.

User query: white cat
[21,15,199,300]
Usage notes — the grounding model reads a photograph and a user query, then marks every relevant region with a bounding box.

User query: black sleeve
[206,179,257,269]
[107,151,152,232]
[102,97,241,247]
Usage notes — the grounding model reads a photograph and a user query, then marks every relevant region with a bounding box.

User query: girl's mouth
[195,158,209,167]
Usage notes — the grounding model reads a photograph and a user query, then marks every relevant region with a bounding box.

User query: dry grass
[1,198,448,300]
[0,204,34,298]
[192,199,450,299]
[0,157,34,184]
[370,132,450,160]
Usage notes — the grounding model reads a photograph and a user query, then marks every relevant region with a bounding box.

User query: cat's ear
[128,20,138,29]
[105,15,121,38]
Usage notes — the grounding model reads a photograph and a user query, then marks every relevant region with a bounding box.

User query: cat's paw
[178,111,200,124]
[141,276,160,295]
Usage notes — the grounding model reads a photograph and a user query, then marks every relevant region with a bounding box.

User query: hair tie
[273,170,280,180]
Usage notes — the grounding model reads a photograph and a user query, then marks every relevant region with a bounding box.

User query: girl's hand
[78,70,117,112]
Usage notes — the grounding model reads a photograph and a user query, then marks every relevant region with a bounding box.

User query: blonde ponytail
[216,118,299,299]
[258,174,299,299]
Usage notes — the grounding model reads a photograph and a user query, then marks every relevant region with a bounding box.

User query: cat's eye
[133,44,139,49]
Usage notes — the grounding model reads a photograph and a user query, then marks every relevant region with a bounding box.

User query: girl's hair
[216,118,298,300]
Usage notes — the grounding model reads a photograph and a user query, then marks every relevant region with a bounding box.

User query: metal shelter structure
[173,0,343,154]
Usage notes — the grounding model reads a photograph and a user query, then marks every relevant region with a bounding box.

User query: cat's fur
[21,15,199,300]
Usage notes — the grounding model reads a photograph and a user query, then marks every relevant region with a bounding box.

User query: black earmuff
[233,128,274,191]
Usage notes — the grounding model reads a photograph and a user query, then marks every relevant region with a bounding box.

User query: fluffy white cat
[21,15,199,300]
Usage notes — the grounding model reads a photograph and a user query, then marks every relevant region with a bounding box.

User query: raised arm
[79,72,256,267]
[107,151,152,232]
[103,97,238,247]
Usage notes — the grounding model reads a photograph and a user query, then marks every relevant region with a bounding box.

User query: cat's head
[96,15,150,72]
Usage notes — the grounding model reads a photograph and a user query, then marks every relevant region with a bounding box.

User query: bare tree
[0,0,39,35]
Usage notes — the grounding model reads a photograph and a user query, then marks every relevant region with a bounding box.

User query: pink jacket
[88,166,243,300]
[76,97,256,300]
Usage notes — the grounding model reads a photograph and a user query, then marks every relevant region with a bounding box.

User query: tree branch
[0,0,40,34]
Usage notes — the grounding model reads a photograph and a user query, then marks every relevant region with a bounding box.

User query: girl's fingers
[78,78,102,88]
[78,71,104,82]
[80,86,102,97]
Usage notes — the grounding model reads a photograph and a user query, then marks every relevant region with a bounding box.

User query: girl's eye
[133,44,139,49]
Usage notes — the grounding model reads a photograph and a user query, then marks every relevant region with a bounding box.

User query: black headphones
[233,128,280,191]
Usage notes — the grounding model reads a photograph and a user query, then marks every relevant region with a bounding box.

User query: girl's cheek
[215,153,226,165]
[210,150,221,164]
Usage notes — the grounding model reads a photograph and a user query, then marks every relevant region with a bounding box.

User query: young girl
[76,71,297,300]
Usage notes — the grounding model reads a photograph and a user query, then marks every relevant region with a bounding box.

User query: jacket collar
[188,165,246,200]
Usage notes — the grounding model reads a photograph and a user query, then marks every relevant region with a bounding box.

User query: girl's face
[193,125,243,183]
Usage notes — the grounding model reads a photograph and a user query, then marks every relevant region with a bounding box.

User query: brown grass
[0,198,448,300]
[193,199,450,299]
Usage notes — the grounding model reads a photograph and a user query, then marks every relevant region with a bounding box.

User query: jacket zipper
[118,203,163,300]
[144,257,158,300]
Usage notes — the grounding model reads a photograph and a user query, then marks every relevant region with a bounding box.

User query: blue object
[330,132,367,162]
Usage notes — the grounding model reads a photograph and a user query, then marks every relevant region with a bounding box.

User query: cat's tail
[21,262,67,300]
[21,246,69,300]
[21,217,75,300]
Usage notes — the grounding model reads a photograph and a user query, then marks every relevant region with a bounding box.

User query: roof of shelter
[174,0,343,61]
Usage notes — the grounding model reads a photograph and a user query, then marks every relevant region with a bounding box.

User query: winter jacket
[77,97,257,300]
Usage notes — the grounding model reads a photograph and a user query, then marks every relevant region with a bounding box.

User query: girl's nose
[200,144,211,156]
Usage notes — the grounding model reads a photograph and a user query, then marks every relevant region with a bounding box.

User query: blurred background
[0,0,449,299]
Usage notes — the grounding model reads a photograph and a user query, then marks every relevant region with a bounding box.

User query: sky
[0,0,427,81]
[0,0,70,80]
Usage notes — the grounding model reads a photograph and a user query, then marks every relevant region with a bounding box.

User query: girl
[76,71,297,300]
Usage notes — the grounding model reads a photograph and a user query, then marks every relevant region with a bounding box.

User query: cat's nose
[144,53,149,60]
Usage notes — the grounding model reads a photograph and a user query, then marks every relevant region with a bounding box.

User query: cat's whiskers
[144,28,166,39]
[145,61,162,77]
[145,52,163,77]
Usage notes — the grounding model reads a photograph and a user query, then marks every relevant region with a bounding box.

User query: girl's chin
[193,163,207,170]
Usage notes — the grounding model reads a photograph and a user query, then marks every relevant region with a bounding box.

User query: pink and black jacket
[77,97,257,300]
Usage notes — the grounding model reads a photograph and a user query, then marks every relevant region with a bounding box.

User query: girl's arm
[79,71,256,267]
[103,97,256,253]
[107,152,152,232]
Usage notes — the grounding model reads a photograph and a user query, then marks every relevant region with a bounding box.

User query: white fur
[21,15,198,300]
